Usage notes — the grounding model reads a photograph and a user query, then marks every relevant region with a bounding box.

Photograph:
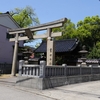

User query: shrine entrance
[8,18,67,76]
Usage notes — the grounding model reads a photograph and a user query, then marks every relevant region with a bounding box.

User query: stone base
[16,76,44,90]
[16,74,100,90]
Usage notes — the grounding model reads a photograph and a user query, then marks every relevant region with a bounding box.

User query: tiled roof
[34,39,79,53]
[77,59,99,63]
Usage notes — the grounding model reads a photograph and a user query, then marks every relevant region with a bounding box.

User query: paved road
[0,80,100,100]
[0,84,53,100]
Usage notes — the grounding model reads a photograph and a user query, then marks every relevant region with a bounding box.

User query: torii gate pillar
[47,29,55,65]
[11,33,18,76]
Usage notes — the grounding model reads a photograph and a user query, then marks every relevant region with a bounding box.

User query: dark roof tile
[34,39,79,53]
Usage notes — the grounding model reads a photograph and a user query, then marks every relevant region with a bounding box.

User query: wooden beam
[9,32,62,41]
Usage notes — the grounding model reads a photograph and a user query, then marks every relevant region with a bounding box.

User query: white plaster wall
[0,25,23,63]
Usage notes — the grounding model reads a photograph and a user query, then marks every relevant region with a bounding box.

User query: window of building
[6,32,15,39]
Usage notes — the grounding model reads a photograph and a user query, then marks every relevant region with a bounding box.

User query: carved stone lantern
[79,45,88,67]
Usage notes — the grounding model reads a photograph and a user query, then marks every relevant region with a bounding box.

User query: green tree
[10,6,40,28]
[76,16,100,50]
[53,19,76,40]
[10,6,40,43]
[87,42,100,58]
[73,16,100,58]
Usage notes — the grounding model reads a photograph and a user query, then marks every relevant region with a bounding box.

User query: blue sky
[0,0,100,47]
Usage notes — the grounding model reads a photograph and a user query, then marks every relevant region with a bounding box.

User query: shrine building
[34,39,80,65]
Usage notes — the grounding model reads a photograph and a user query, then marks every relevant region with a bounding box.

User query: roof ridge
[56,38,78,42]
[41,38,78,43]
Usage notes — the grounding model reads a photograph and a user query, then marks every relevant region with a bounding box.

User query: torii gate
[8,18,67,76]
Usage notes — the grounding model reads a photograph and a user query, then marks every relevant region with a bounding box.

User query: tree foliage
[9,6,40,43]
[35,42,41,48]
[88,42,100,59]
[53,19,76,40]
[10,6,40,28]
[76,16,100,50]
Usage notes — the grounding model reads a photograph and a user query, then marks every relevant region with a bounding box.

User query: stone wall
[16,74,100,90]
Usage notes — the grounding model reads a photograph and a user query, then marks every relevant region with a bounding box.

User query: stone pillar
[19,60,24,76]
[80,65,82,75]
[47,28,55,65]
[89,65,93,75]
[39,61,46,78]
[11,33,18,76]
[62,64,67,76]
[47,39,55,65]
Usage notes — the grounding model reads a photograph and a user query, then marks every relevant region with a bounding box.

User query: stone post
[47,28,55,66]
[98,65,100,75]
[80,65,82,75]
[39,61,46,78]
[47,39,55,65]
[89,65,92,75]
[19,60,24,76]
[62,64,67,76]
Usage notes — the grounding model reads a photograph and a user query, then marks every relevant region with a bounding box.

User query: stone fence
[19,60,100,78]
[17,60,100,90]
